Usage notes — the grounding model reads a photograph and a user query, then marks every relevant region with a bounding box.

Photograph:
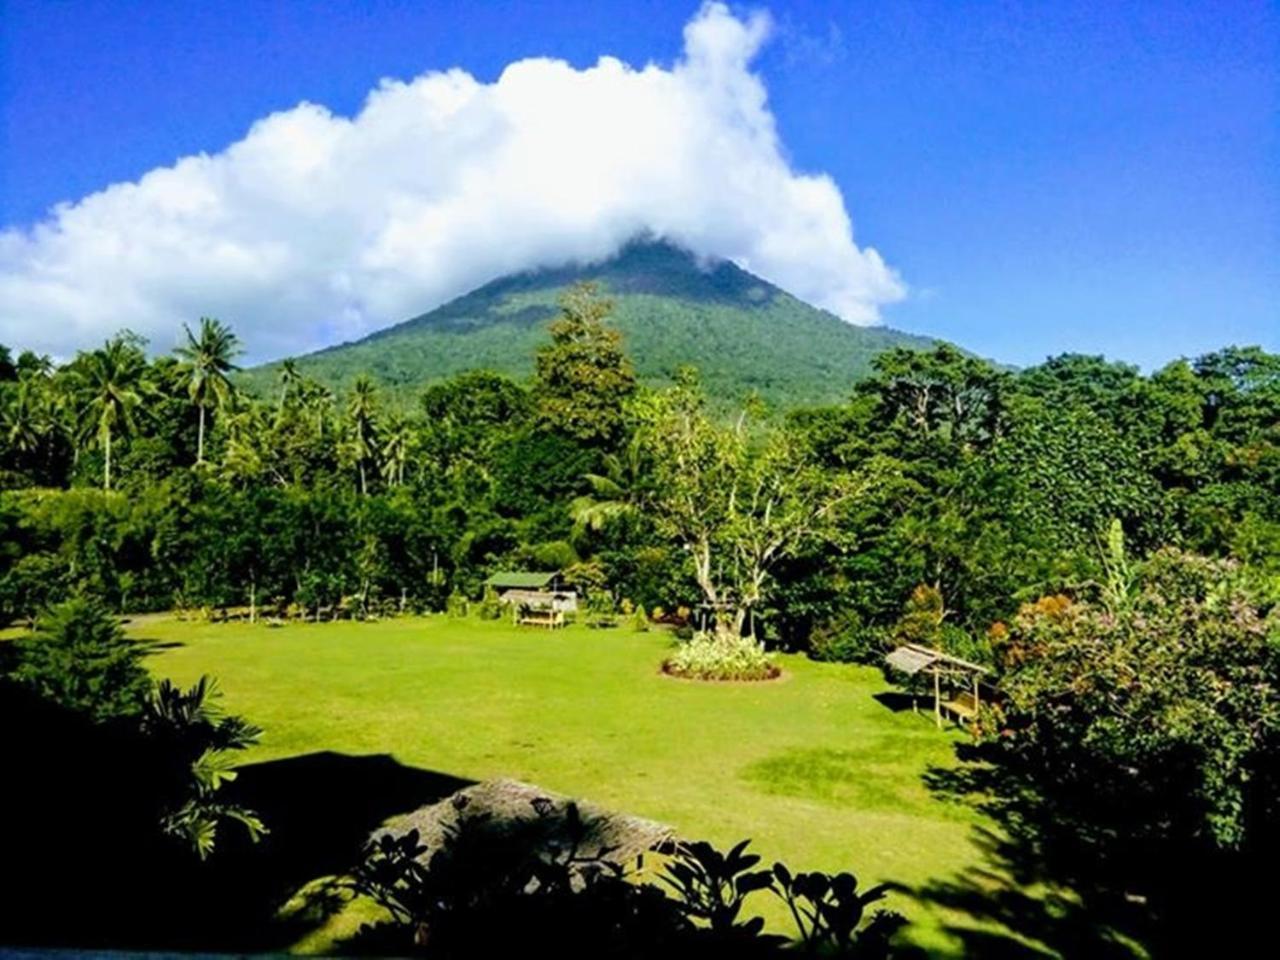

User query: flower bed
[662,632,781,682]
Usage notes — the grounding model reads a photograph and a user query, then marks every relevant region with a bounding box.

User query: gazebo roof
[486,571,558,589]
[885,642,988,677]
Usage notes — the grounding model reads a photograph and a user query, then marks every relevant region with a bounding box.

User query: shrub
[477,586,502,620]
[142,676,266,859]
[992,548,1280,851]
[446,590,470,618]
[664,633,779,681]
[808,611,889,664]
[585,589,618,628]
[630,604,650,632]
[11,596,151,722]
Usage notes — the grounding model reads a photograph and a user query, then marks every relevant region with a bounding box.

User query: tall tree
[277,358,303,411]
[380,412,413,487]
[68,334,150,490]
[629,371,875,638]
[346,374,380,495]
[533,282,636,446]
[175,317,242,465]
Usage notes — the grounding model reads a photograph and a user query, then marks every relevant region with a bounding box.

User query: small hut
[486,571,578,628]
[884,642,990,728]
[374,778,676,875]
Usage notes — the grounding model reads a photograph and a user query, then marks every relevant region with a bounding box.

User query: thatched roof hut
[373,778,676,870]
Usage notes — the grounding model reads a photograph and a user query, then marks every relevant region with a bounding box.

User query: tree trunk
[359,460,367,496]
[104,427,112,491]
[197,403,206,464]
[249,577,257,624]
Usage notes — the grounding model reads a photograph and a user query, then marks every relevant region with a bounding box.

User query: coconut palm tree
[175,317,242,465]
[277,358,303,411]
[380,412,413,487]
[570,440,648,539]
[68,335,150,490]
[4,374,55,461]
[346,375,380,495]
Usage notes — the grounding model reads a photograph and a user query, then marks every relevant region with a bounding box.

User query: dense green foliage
[11,595,152,721]
[991,548,1280,848]
[1,302,1276,654]
[238,240,941,410]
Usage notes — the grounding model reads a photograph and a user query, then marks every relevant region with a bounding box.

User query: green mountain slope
[243,240,943,409]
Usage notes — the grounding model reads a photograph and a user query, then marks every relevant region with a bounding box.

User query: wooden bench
[518,608,565,629]
[940,690,980,724]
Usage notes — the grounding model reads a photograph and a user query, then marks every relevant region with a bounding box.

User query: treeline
[1,292,1277,651]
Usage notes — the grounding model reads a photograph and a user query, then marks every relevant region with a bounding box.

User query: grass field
[133,614,1047,956]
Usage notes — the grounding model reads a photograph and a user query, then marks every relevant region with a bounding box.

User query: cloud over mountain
[0,2,904,361]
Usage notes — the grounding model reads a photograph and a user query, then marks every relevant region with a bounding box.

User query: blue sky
[1,0,1276,369]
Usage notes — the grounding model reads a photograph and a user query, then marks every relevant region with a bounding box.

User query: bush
[664,633,779,681]
[630,604,650,632]
[11,596,151,722]
[446,590,470,618]
[808,611,889,664]
[477,586,502,620]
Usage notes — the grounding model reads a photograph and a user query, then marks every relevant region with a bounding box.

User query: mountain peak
[247,240,943,408]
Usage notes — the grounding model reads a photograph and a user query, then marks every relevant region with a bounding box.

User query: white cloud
[0,2,905,362]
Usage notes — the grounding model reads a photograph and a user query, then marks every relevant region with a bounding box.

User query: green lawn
[135,614,1040,956]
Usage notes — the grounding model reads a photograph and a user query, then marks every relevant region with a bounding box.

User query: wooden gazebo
[884,643,989,729]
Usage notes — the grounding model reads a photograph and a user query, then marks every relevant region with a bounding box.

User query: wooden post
[933,669,942,729]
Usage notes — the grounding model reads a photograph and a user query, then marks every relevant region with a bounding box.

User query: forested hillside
[239,240,940,409]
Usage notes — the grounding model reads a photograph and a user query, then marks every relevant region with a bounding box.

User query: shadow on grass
[872,691,923,714]
[135,637,185,651]
[0,680,470,954]
[224,750,472,926]
[900,742,1273,958]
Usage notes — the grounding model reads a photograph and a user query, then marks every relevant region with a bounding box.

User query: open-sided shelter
[486,571,578,628]
[884,642,990,728]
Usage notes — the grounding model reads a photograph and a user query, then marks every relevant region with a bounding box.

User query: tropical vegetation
[1,272,1277,955]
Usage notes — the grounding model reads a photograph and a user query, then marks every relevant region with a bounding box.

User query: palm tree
[142,675,265,859]
[346,375,379,495]
[69,335,150,490]
[570,441,647,540]
[277,358,303,411]
[380,412,413,487]
[221,402,275,486]
[4,375,54,461]
[175,317,242,465]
